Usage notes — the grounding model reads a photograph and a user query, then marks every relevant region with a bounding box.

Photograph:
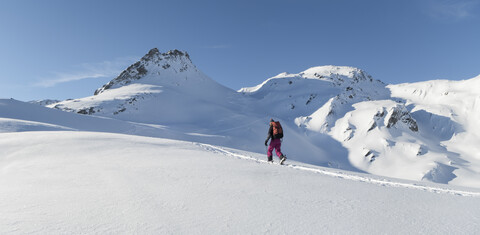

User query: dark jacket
[266,122,281,142]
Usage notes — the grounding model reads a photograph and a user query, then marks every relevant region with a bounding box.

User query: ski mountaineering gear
[265,119,283,143]
[265,119,286,164]
[271,121,283,139]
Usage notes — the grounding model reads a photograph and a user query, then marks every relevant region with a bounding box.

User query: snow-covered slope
[49,49,243,125]
[2,48,480,232]
[388,76,480,187]
[241,66,480,187]
[2,97,347,171]
[1,131,479,234]
[44,52,364,169]
[328,100,451,183]
[29,99,60,106]
[31,48,480,187]
[241,65,389,123]
[1,98,172,136]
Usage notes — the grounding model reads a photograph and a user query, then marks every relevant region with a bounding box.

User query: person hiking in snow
[265,118,287,164]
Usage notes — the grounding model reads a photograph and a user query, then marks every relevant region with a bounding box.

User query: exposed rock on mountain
[94,49,194,95]
[29,99,61,106]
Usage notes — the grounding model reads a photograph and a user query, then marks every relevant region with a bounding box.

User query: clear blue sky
[1,0,479,101]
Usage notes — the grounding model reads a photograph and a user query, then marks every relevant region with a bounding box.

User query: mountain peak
[94,48,196,95]
[240,65,383,95]
[300,65,375,84]
[302,65,362,75]
[146,47,159,56]
[143,48,190,61]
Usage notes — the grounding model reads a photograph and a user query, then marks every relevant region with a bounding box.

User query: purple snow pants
[267,139,283,158]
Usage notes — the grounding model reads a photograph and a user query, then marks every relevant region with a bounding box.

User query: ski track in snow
[198,143,480,197]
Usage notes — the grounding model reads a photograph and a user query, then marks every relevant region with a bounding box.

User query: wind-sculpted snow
[388,75,480,187]
[328,100,461,183]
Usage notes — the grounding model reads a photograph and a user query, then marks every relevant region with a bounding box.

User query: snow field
[389,76,480,187]
[202,143,480,197]
[1,131,479,234]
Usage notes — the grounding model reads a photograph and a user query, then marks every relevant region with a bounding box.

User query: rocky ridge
[94,48,194,95]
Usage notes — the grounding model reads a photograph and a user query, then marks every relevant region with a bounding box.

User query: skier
[265,118,287,164]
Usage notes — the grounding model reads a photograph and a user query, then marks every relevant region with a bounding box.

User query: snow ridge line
[198,143,480,197]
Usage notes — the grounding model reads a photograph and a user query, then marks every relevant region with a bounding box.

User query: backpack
[271,121,283,139]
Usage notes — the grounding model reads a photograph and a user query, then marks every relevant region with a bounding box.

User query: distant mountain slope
[241,67,480,186]
[388,76,480,187]
[28,99,61,106]
[49,48,243,125]
[240,65,389,125]
[0,98,180,138]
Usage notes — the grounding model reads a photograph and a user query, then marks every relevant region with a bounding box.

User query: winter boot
[267,155,273,162]
[280,155,287,165]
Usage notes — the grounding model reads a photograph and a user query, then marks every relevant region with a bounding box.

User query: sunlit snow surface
[389,76,480,187]
[38,63,480,187]
[1,131,479,234]
[3,49,480,232]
